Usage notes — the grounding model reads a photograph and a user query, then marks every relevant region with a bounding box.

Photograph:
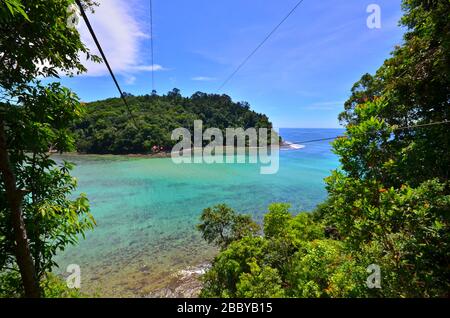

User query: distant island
[74,89,275,155]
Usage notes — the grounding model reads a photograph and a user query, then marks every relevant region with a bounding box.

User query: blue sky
[56,0,405,128]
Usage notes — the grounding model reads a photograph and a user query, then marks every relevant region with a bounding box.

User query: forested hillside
[74,90,273,154]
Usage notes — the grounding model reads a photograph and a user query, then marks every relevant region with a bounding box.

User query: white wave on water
[177,263,211,278]
[283,141,305,150]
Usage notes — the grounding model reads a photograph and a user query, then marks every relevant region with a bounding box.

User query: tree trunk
[0,120,41,298]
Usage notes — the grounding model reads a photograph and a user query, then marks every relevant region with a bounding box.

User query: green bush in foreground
[198,186,449,298]
[197,204,370,298]
[0,270,85,298]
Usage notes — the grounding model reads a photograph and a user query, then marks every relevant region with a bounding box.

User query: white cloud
[76,0,164,77]
[132,64,165,72]
[191,76,216,81]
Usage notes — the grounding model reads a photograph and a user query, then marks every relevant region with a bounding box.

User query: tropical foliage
[198,0,450,298]
[0,0,97,297]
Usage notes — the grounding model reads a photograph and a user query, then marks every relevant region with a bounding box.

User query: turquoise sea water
[54,128,343,296]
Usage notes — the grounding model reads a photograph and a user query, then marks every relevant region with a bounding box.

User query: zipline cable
[289,120,450,145]
[150,0,155,92]
[217,0,306,92]
[75,0,138,127]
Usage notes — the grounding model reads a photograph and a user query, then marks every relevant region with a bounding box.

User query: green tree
[322,0,450,297]
[263,203,292,238]
[197,204,260,250]
[338,0,449,187]
[199,236,268,298]
[236,264,285,298]
[0,0,98,297]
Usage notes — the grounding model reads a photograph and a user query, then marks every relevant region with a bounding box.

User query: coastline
[53,141,303,159]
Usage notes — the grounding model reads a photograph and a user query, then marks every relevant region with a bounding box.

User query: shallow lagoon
[54,128,343,296]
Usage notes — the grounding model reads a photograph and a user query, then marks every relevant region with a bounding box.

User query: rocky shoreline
[145,263,211,298]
